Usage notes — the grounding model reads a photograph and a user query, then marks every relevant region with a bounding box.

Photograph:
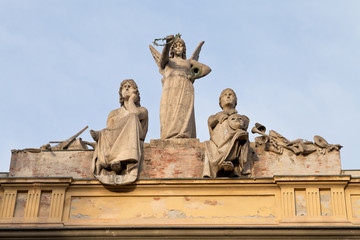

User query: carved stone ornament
[149,35,211,139]
[252,123,342,155]
[90,79,148,185]
[203,89,251,178]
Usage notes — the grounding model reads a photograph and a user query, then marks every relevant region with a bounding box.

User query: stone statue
[149,35,211,139]
[90,79,148,185]
[203,88,251,178]
[252,123,342,155]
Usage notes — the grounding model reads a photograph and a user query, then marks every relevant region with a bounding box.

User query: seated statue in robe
[203,88,251,178]
[90,79,148,185]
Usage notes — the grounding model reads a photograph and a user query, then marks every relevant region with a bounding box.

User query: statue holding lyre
[149,34,211,139]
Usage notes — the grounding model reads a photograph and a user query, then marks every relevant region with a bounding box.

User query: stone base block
[140,139,204,178]
[9,150,93,178]
[251,144,342,177]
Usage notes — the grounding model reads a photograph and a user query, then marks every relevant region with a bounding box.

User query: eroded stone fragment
[252,123,342,156]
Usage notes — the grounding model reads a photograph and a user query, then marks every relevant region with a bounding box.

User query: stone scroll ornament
[203,88,251,178]
[90,79,148,185]
[252,123,342,155]
[149,34,211,139]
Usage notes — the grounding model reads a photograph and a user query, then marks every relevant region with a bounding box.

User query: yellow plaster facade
[1,176,360,237]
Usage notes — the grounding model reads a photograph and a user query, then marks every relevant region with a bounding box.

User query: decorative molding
[332,187,346,217]
[24,188,41,218]
[49,188,66,220]
[306,188,320,216]
[0,189,17,218]
[281,188,295,218]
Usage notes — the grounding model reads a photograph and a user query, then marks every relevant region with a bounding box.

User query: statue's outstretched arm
[160,35,174,69]
[189,59,211,81]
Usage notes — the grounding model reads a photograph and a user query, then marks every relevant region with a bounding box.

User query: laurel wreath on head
[152,33,182,46]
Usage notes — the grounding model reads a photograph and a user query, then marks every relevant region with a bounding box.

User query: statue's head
[228,114,249,131]
[170,38,186,59]
[119,79,141,107]
[219,88,237,109]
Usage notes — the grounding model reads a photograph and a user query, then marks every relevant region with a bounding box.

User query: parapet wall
[9,138,341,179]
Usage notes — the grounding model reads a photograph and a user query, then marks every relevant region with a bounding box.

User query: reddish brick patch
[140,139,203,179]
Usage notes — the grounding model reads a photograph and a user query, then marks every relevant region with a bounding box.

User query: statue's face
[228,114,247,130]
[121,82,137,99]
[173,42,184,57]
[220,90,236,109]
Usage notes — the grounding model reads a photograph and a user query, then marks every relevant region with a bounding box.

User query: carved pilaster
[281,188,295,218]
[49,188,66,220]
[331,187,346,217]
[0,189,17,218]
[306,188,320,216]
[24,188,41,218]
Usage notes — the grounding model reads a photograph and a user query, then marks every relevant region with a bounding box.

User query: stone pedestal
[9,150,93,178]
[251,144,342,177]
[140,139,204,178]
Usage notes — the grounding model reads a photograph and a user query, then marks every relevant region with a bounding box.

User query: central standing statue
[150,35,211,139]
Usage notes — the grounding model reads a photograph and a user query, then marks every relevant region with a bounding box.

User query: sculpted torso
[163,58,191,79]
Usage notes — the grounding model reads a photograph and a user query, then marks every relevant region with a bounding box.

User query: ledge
[0,226,360,239]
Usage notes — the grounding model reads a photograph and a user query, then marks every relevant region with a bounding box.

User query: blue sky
[1,0,359,172]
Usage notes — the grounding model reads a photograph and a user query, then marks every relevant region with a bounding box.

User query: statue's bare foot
[110,162,122,174]
[90,129,99,142]
[221,161,234,172]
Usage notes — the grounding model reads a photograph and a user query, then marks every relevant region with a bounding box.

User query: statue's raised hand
[166,35,175,43]
[129,93,139,103]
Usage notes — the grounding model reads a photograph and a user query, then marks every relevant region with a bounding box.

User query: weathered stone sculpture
[90,79,148,185]
[149,35,211,139]
[203,88,251,178]
[252,123,342,155]
[50,126,91,150]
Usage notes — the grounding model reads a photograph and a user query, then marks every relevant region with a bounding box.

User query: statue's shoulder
[108,107,122,118]
[138,106,149,118]
[138,106,148,112]
[210,110,225,118]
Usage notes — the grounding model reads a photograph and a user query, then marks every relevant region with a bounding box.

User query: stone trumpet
[251,123,267,136]
[251,123,284,154]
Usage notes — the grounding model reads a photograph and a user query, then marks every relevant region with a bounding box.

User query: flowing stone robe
[160,67,196,139]
[203,113,250,178]
[149,41,211,139]
[92,106,148,185]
